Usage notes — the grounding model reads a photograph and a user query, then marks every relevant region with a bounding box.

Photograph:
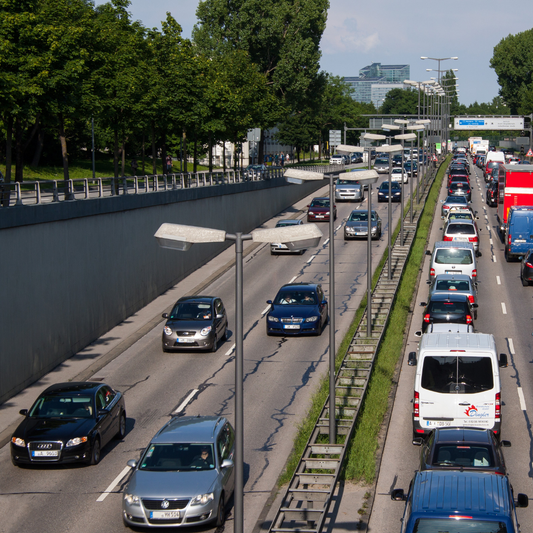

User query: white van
[408,332,508,441]
[427,241,477,282]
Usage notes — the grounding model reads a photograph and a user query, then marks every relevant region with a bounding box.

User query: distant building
[344,62,410,107]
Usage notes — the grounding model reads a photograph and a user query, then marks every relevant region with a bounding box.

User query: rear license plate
[177,338,195,343]
[149,511,181,520]
[284,325,300,330]
[32,450,59,457]
[445,270,461,274]
[424,421,452,427]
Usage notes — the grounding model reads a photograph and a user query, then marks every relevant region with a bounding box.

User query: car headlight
[66,436,88,447]
[345,227,354,233]
[191,492,214,506]
[326,211,330,215]
[163,326,173,336]
[309,211,315,215]
[200,326,212,336]
[371,227,377,233]
[11,437,25,447]
[305,316,319,322]
[124,493,140,506]
[267,316,279,322]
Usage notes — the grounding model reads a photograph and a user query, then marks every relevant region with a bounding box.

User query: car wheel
[116,411,126,440]
[223,327,229,341]
[215,495,226,527]
[211,337,218,353]
[89,437,101,466]
[474,310,478,320]
[522,271,529,287]
[504,246,510,262]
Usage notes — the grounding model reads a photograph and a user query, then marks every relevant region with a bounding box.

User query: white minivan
[408,332,508,441]
[427,241,477,282]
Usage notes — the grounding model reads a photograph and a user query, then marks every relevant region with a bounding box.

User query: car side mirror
[391,489,406,501]
[516,493,529,508]
[412,437,424,446]
[162,313,168,319]
[414,331,422,338]
[420,302,427,307]
[221,459,234,469]
[425,250,431,256]
[499,353,508,368]
[471,303,478,308]
[127,459,137,469]
[266,300,272,305]
[19,409,28,416]
[98,409,109,417]
[501,440,512,448]
[408,352,417,365]
[216,313,224,319]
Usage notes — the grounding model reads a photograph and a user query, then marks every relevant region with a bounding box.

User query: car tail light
[443,205,449,210]
[469,236,478,242]
[443,236,453,241]
[468,295,474,304]
[508,234,512,245]
[423,313,431,323]
[526,262,533,268]
[449,189,453,194]
[466,314,473,324]
[472,269,477,278]
[430,268,435,277]
[495,392,501,419]
[413,391,419,416]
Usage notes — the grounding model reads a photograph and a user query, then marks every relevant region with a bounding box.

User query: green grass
[278,157,450,486]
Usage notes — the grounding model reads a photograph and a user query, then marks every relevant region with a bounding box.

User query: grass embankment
[279,158,450,486]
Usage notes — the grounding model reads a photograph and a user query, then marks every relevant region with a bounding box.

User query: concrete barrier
[0,177,325,404]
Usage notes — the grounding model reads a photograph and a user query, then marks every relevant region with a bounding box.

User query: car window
[96,389,106,411]
[169,302,212,320]
[215,299,224,316]
[310,199,329,207]
[29,394,94,418]
[217,423,235,462]
[427,300,467,314]
[446,224,475,235]
[421,356,494,393]
[435,249,473,264]
[435,280,470,291]
[432,444,495,467]
[101,385,116,405]
[139,443,215,471]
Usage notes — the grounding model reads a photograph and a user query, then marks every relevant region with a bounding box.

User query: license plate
[284,324,300,330]
[315,215,324,218]
[32,450,59,457]
[177,338,195,343]
[355,232,366,235]
[445,270,461,274]
[149,511,181,520]
[454,237,467,241]
[424,421,452,427]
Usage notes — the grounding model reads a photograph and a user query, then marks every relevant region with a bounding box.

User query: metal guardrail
[0,163,348,208]
[268,162,441,533]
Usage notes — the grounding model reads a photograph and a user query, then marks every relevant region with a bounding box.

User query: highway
[369,158,533,531]
[0,170,410,533]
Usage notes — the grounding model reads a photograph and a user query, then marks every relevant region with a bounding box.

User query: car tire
[504,246,510,262]
[215,495,226,527]
[89,437,101,466]
[116,411,127,440]
[474,310,478,320]
[522,271,529,287]
[211,337,218,353]
[223,327,229,341]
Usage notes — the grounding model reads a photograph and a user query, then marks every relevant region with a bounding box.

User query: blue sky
[95,0,533,107]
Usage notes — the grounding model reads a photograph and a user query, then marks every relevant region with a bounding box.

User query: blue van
[391,470,528,533]
[505,205,533,262]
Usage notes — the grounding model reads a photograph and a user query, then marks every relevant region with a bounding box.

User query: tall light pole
[421,56,458,83]
[154,221,322,533]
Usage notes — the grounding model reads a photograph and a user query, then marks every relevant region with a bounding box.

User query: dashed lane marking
[501,302,507,314]
[497,276,501,285]
[97,466,131,502]
[174,389,199,414]
[518,388,527,411]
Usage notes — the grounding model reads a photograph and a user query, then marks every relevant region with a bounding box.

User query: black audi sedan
[420,293,476,333]
[11,382,126,466]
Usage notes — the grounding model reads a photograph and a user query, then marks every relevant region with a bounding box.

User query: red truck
[497,164,533,235]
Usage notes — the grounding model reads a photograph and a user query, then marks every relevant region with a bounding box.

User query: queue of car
[393,150,528,533]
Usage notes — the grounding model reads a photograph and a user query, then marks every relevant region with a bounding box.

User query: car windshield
[310,199,329,207]
[432,444,495,468]
[139,443,215,471]
[446,224,475,235]
[337,180,359,185]
[445,196,467,205]
[168,302,212,320]
[413,518,506,533]
[421,356,494,393]
[348,211,376,222]
[435,280,471,291]
[435,249,473,265]
[380,182,400,190]
[276,221,299,227]
[427,300,467,314]
[448,213,473,221]
[29,394,94,418]
[375,158,388,165]
[274,291,317,305]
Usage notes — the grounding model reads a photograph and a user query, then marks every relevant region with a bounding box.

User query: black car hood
[14,417,95,441]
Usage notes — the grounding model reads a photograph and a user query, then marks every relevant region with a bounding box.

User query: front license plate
[32,450,59,457]
[177,338,195,343]
[284,325,300,330]
[149,511,181,520]
[315,215,324,218]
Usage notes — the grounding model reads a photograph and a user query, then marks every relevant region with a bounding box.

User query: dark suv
[420,293,476,333]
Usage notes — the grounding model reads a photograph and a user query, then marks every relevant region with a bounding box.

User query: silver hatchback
[123,416,235,528]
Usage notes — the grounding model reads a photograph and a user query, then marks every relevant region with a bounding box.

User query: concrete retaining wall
[0,177,324,404]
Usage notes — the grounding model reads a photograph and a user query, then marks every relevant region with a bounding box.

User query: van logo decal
[464,404,490,418]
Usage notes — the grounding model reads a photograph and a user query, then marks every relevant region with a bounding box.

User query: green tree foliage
[491,28,533,114]
[380,88,418,115]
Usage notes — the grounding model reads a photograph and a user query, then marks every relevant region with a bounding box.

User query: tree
[380,88,418,115]
[491,28,533,114]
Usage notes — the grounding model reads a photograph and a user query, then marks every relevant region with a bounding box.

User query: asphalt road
[368,158,533,532]
[0,171,411,533]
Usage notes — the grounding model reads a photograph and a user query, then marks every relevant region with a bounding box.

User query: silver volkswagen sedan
[344,209,382,240]
[123,416,235,528]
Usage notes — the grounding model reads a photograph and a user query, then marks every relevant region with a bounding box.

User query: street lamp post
[154,221,322,533]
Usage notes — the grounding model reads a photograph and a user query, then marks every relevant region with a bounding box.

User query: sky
[95,0,533,107]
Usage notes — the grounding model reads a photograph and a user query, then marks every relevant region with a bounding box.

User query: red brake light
[424,314,430,323]
[472,269,477,278]
[449,189,453,194]
[508,234,512,245]
[468,236,478,242]
[443,205,449,210]
[526,262,533,268]
[413,391,419,416]
[468,295,474,304]
[443,236,453,241]
[495,392,501,419]
[430,268,435,277]
[450,515,473,520]
[466,315,473,324]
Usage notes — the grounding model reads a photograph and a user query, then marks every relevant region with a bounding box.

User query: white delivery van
[408,332,508,441]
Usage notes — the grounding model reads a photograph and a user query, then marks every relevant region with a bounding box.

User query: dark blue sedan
[266,283,328,336]
[377,181,402,202]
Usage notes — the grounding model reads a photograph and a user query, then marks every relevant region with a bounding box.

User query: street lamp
[154,221,322,533]
[421,56,458,83]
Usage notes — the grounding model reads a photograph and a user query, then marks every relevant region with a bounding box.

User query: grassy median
[279,158,449,486]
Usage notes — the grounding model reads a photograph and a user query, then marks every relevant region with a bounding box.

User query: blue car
[266,283,328,336]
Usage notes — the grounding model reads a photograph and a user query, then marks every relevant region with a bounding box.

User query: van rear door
[418,353,497,431]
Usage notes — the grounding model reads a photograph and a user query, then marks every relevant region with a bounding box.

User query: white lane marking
[493,254,497,263]
[307,255,316,264]
[497,276,501,285]
[225,344,236,356]
[289,275,298,284]
[324,238,330,245]
[518,388,527,411]
[486,225,490,231]
[490,238,493,245]
[508,338,515,355]
[261,305,270,316]
[174,389,199,414]
[501,302,507,315]
[336,224,342,231]
[97,466,131,502]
